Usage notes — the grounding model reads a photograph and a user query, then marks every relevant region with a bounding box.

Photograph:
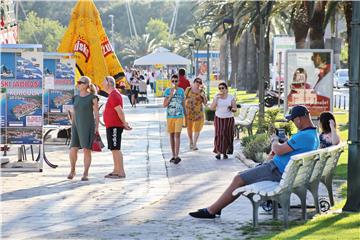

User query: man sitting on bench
[189,105,320,219]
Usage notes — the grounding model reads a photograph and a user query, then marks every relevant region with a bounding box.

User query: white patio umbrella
[134,47,190,66]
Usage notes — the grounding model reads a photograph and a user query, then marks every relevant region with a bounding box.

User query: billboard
[272,36,296,90]
[43,54,75,126]
[285,49,333,118]
[0,48,43,144]
[193,51,220,81]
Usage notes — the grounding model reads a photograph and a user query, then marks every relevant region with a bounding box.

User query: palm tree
[175,26,211,58]
[119,34,159,66]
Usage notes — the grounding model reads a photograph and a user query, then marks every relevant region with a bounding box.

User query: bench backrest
[274,157,302,194]
[237,106,249,121]
[292,150,319,189]
[321,144,345,179]
[309,148,330,183]
[245,107,258,123]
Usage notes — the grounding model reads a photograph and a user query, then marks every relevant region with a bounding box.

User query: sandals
[105,173,126,179]
[81,176,89,181]
[67,172,76,180]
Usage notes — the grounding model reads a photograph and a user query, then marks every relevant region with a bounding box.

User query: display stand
[42,52,75,168]
[1,44,44,172]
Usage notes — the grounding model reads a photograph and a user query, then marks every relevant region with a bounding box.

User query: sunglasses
[195,81,203,84]
[172,80,178,83]
[218,87,225,90]
[77,81,86,85]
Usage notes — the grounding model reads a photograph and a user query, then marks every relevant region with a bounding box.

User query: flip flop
[67,172,76,180]
[81,176,89,181]
[105,173,126,179]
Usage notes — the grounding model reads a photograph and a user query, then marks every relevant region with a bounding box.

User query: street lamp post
[109,15,115,51]
[194,38,201,76]
[188,43,195,76]
[204,31,213,100]
[343,0,360,212]
[222,18,234,86]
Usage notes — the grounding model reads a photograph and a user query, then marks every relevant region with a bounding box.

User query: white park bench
[234,106,249,139]
[232,144,345,228]
[234,106,258,137]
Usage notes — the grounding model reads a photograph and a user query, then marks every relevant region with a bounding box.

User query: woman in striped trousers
[210,82,237,159]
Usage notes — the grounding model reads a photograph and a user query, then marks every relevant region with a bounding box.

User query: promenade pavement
[1,94,339,239]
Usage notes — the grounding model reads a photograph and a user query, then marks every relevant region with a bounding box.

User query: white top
[215,95,234,118]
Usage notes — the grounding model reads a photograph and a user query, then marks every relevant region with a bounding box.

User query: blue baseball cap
[285,105,309,121]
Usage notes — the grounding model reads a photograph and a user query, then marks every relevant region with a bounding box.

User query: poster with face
[43,55,75,126]
[0,49,43,144]
[285,50,333,118]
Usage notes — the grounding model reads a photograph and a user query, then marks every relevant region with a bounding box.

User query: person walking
[210,82,237,160]
[178,68,190,91]
[149,72,156,93]
[163,74,186,164]
[68,76,99,181]
[102,76,132,178]
[185,77,207,150]
[130,75,140,108]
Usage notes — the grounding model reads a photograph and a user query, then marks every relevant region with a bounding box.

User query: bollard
[339,95,341,109]
[334,95,337,108]
[17,147,22,162]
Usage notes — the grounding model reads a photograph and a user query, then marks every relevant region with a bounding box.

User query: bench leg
[279,195,291,228]
[250,201,260,228]
[247,194,260,228]
[308,183,321,214]
[323,177,334,206]
[272,200,279,220]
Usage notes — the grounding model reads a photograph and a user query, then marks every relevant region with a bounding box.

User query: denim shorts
[239,161,282,184]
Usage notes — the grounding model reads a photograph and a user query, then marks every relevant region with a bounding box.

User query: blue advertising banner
[0,50,43,144]
[43,54,75,126]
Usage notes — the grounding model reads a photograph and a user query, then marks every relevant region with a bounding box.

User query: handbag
[92,132,105,152]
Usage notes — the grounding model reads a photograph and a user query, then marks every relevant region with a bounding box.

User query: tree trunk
[265,22,271,89]
[219,35,227,81]
[237,30,248,90]
[229,27,239,88]
[309,1,327,49]
[292,2,311,49]
[246,29,258,93]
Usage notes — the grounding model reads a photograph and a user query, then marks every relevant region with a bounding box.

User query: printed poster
[0,50,43,144]
[285,50,333,118]
[43,56,75,125]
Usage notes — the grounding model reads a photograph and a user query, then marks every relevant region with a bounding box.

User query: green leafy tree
[145,18,172,43]
[19,11,66,52]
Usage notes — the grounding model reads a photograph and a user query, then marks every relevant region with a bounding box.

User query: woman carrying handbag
[68,76,100,181]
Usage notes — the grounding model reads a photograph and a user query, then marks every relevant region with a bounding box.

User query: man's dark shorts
[239,161,282,184]
[106,127,124,150]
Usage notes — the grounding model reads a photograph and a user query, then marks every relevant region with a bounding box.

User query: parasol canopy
[57,0,128,90]
[134,47,190,66]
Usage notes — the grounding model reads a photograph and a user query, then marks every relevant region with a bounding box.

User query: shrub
[256,109,280,134]
[277,122,294,136]
[242,133,271,162]
[240,134,256,147]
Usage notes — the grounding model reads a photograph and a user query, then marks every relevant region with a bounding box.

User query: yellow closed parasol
[57,0,129,91]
